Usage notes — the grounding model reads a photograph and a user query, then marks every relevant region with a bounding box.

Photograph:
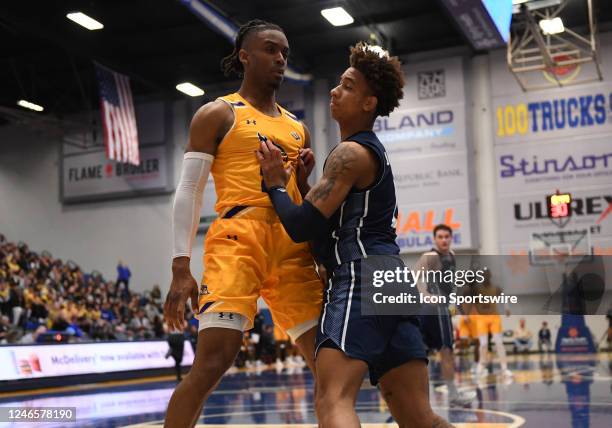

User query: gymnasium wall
[0,83,314,293]
[490,32,612,255]
[0,100,188,292]
[1,34,611,343]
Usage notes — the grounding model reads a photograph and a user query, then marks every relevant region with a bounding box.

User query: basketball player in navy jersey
[416,224,476,406]
[257,42,451,428]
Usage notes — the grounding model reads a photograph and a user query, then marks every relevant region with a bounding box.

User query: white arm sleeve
[172,152,214,258]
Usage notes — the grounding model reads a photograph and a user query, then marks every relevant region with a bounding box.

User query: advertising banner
[0,340,195,381]
[377,57,476,252]
[495,136,612,195]
[395,200,473,252]
[492,84,612,145]
[62,145,172,203]
[491,41,612,255]
[393,153,470,203]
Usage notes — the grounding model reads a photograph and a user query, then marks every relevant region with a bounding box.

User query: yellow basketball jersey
[212,92,306,214]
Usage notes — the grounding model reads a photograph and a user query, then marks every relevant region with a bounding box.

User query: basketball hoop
[507,0,602,91]
[543,54,581,85]
[529,229,593,266]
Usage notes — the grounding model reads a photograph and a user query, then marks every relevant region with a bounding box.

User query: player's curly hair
[221,19,285,78]
[349,42,404,117]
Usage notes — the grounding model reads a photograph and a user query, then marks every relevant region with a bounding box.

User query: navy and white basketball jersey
[420,247,456,350]
[430,248,456,298]
[316,131,399,270]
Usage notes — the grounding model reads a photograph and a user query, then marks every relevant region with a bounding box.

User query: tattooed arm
[256,140,375,242]
[304,141,370,216]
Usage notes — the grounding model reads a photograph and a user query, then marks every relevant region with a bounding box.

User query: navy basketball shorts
[419,303,454,351]
[316,258,428,385]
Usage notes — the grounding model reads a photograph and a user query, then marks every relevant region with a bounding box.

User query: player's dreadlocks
[349,42,405,117]
[221,19,285,78]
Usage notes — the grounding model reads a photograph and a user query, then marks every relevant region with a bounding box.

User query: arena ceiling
[1,0,611,119]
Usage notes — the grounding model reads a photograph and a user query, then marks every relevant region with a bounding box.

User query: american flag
[95,63,140,165]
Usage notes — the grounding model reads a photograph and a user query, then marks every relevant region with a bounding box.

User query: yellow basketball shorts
[274,326,290,342]
[458,316,478,339]
[472,314,502,337]
[199,207,323,335]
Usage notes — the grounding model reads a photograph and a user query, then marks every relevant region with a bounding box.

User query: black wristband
[267,185,286,193]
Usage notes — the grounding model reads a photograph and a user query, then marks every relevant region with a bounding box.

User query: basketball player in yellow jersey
[471,270,513,379]
[163,20,322,427]
[457,303,480,373]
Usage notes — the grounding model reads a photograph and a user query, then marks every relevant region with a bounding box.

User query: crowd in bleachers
[0,233,306,369]
[0,233,198,345]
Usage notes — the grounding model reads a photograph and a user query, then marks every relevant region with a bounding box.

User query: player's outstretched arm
[257,140,372,243]
[165,100,233,331]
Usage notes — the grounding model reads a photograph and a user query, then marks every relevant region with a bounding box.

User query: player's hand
[164,261,198,331]
[298,148,315,177]
[318,264,328,285]
[296,148,315,195]
[256,140,293,189]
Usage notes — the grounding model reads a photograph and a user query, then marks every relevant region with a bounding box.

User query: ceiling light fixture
[176,82,205,97]
[321,7,354,26]
[66,12,104,30]
[17,100,44,112]
[539,17,565,35]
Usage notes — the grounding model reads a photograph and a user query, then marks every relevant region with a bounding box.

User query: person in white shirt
[514,318,533,353]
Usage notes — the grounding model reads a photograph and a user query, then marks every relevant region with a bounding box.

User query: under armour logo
[226,234,238,241]
[246,119,256,125]
[218,312,234,320]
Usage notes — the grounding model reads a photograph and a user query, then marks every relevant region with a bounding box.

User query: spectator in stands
[100,302,116,323]
[19,325,47,344]
[91,318,115,341]
[260,324,276,364]
[130,309,152,339]
[51,312,69,332]
[9,283,25,327]
[0,236,189,347]
[67,315,84,338]
[0,315,10,344]
[252,310,265,366]
[151,284,162,305]
[153,315,165,338]
[116,260,131,295]
[0,278,9,317]
[27,287,48,323]
[538,321,552,353]
[514,318,533,353]
[144,297,160,321]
